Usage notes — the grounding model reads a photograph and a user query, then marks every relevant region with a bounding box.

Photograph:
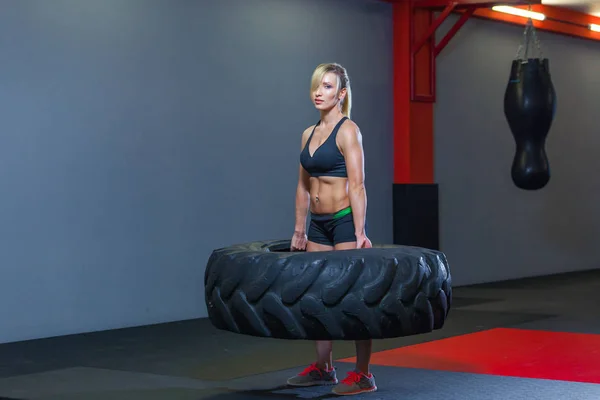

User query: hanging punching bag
[504,21,556,191]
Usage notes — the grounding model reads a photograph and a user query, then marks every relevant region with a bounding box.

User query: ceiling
[541,0,600,16]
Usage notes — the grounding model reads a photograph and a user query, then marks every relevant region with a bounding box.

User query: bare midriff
[309,175,350,214]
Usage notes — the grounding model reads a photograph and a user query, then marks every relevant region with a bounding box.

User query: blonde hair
[310,63,352,118]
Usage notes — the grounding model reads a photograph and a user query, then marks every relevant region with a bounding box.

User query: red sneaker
[286,363,338,387]
[331,370,377,396]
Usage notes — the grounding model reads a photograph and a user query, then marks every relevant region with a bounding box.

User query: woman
[286,63,377,396]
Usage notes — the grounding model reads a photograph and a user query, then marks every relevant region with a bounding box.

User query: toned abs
[308,175,350,214]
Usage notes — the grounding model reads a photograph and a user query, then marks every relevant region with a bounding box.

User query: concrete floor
[1,269,599,399]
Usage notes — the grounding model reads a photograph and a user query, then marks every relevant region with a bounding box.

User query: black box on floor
[392,183,439,250]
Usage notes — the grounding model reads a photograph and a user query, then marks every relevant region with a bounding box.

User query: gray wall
[0,0,393,344]
[436,15,600,286]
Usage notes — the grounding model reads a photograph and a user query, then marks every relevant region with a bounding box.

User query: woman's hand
[291,231,308,251]
[356,233,372,249]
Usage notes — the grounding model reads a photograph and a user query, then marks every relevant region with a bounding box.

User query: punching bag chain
[515,17,542,62]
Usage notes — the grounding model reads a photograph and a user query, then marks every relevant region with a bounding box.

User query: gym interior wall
[0,0,394,344]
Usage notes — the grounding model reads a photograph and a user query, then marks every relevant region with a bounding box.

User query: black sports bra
[299,117,348,178]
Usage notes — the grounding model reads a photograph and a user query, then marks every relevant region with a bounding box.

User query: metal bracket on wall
[409,0,541,102]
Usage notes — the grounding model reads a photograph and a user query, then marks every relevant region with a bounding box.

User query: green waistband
[333,206,352,219]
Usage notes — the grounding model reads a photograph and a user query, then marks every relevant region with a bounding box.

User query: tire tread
[205,240,451,340]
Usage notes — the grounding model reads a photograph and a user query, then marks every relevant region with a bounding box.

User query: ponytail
[341,81,351,119]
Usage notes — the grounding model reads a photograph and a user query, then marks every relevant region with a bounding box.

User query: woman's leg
[315,339,334,370]
[333,240,373,375]
[307,240,336,370]
[287,239,337,387]
[331,238,377,395]
[354,340,372,375]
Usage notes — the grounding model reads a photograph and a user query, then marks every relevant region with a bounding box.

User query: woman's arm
[294,164,311,235]
[338,122,369,244]
[291,127,313,250]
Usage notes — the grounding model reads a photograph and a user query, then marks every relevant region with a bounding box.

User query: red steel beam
[412,2,456,54]
[394,0,541,184]
[409,0,539,102]
[412,0,541,8]
[470,4,600,42]
[434,6,475,56]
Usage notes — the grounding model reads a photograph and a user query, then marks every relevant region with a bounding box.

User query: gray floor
[1,269,599,399]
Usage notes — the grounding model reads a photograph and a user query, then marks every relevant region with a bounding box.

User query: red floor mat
[338,328,600,384]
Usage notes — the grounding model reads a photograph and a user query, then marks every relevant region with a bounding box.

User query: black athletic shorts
[307,206,364,246]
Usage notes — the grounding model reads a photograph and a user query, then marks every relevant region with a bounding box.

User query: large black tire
[204,239,452,340]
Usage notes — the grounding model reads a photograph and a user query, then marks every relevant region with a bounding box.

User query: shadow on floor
[207,386,338,399]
